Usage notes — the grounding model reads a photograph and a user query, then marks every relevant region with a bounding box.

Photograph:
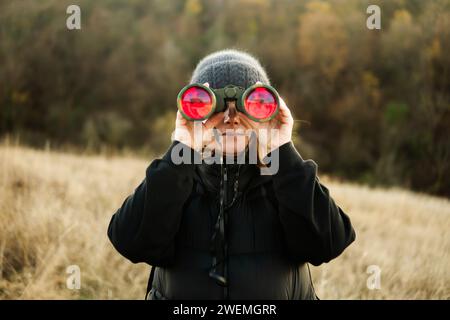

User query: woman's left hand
[267,96,294,149]
[245,83,293,158]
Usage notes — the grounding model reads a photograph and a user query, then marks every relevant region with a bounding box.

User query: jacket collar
[193,161,272,196]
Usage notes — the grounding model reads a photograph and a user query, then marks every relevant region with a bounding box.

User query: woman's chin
[221,136,248,155]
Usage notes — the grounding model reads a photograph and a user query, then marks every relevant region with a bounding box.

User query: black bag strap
[145,266,156,300]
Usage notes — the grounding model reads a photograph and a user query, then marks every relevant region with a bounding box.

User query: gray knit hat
[189,49,271,89]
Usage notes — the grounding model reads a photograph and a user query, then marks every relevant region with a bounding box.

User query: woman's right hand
[173,82,224,152]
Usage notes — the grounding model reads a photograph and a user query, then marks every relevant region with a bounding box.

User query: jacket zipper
[222,165,229,300]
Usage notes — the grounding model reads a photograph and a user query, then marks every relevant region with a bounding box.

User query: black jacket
[107,141,356,299]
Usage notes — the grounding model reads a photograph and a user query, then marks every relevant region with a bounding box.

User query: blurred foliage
[0,0,449,196]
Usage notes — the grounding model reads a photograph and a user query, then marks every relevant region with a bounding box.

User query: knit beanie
[189,49,271,89]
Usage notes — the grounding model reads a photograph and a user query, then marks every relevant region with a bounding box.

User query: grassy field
[0,142,449,299]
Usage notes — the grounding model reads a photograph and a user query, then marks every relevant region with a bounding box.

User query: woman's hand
[242,82,294,158]
[265,96,294,149]
[173,82,224,152]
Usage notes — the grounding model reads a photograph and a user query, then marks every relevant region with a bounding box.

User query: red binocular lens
[243,87,278,121]
[178,86,215,120]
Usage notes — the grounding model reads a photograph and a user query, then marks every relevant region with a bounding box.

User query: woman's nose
[223,101,240,125]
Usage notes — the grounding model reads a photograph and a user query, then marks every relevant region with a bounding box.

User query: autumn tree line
[0,0,449,196]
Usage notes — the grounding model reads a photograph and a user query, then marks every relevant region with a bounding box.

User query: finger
[176,111,184,122]
[239,114,259,130]
[203,82,210,87]
[203,112,224,129]
[203,138,218,151]
[176,111,188,125]
[278,98,292,118]
[278,97,290,113]
[276,111,292,125]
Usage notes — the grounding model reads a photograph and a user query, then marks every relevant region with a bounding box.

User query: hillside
[0,143,448,299]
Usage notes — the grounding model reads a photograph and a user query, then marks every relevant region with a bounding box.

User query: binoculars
[177,83,280,122]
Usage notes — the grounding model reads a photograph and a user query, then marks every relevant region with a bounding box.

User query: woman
[107,49,356,300]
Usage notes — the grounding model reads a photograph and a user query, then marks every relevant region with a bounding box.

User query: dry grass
[0,142,449,299]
